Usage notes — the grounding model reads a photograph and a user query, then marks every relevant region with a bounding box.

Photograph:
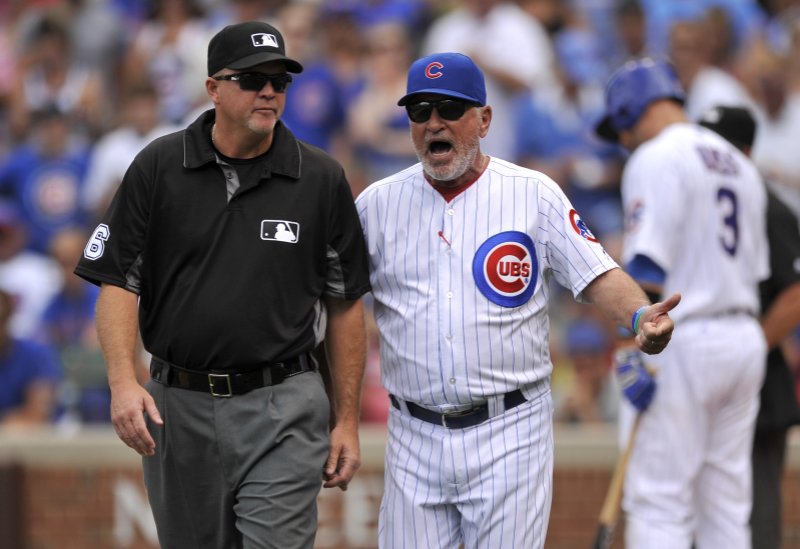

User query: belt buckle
[441,406,477,428]
[272,363,290,382]
[208,373,233,397]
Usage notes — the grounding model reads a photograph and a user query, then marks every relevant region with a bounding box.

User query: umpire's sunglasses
[405,99,478,123]
[213,72,293,93]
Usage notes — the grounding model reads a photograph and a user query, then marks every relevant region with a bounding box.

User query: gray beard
[419,137,480,183]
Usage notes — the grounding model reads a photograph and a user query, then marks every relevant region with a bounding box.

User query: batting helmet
[595,58,685,142]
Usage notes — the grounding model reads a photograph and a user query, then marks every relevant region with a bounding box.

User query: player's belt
[149,354,316,398]
[389,390,527,429]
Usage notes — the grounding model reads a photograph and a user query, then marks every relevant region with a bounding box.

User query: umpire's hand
[636,293,681,355]
[110,379,163,456]
[323,422,361,491]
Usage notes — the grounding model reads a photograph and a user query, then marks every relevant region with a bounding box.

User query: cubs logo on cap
[398,52,486,106]
[473,231,538,307]
[425,62,444,79]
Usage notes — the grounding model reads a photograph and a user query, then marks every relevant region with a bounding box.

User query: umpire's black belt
[389,390,527,429]
[150,354,315,398]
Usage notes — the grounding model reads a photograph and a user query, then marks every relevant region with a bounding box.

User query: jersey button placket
[440,203,458,399]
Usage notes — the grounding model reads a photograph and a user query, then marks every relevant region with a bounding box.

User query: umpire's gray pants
[142,370,330,549]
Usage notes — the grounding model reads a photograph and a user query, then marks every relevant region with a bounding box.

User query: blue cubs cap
[595,57,685,142]
[397,52,486,106]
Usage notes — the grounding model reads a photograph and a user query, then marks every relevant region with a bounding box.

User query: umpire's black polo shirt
[75,110,370,371]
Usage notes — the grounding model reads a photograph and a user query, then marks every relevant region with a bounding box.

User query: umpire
[75,21,371,549]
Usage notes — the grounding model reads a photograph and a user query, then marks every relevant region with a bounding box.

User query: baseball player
[596,59,770,548]
[356,52,680,549]
[699,104,800,549]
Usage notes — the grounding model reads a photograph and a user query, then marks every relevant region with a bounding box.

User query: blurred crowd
[1,0,800,429]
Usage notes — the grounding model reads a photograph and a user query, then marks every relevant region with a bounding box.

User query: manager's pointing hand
[636,293,681,355]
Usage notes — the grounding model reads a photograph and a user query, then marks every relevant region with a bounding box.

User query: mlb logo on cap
[398,52,486,106]
[251,33,278,48]
[207,21,303,76]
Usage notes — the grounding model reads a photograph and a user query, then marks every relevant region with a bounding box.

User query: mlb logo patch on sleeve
[261,220,299,243]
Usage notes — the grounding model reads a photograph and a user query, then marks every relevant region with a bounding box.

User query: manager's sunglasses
[213,72,293,93]
[405,99,478,123]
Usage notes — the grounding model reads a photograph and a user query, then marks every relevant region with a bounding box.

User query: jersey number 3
[717,187,738,256]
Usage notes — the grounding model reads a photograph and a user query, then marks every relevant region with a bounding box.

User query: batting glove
[614,348,656,412]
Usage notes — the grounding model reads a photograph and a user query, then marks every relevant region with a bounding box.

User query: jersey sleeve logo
[261,220,299,243]
[472,231,538,307]
[84,224,109,260]
[625,199,644,233]
[569,209,599,243]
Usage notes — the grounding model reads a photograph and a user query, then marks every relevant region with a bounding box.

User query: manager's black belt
[150,354,315,398]
[389,390,527,429]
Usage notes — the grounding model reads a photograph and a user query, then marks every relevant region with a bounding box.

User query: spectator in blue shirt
[41,227,109,424]
[0,288,63,427]
[0,104,91,254]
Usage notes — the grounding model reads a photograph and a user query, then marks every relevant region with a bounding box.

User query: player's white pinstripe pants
[620,314,766,549]
[379,387,553,549]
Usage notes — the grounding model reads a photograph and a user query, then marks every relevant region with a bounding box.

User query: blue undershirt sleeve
[625,253,666,287]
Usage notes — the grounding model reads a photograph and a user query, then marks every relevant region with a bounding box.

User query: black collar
[182,109,301,180]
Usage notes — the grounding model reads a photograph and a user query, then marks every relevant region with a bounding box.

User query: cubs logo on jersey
[472,231,538,307]
[569,209,599,243]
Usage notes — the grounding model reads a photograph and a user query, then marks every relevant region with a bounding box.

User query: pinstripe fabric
[379,389,553,549]
[357,157,617,548]
[356,158,617,410]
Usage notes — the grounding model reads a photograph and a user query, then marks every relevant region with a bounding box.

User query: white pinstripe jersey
[621,123,769,322]
[356,157,618,411]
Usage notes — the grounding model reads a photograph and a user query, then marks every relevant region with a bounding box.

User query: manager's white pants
[379,387,553,549]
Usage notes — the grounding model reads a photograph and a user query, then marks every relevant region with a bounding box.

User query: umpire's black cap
[207,21,303,76]
[698,105,757,151]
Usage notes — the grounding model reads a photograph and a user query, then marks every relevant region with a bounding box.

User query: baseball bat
[591,412,643,549]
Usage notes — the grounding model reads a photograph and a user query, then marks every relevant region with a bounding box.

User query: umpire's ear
[206,75,222,106]
[478,104,492,139]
